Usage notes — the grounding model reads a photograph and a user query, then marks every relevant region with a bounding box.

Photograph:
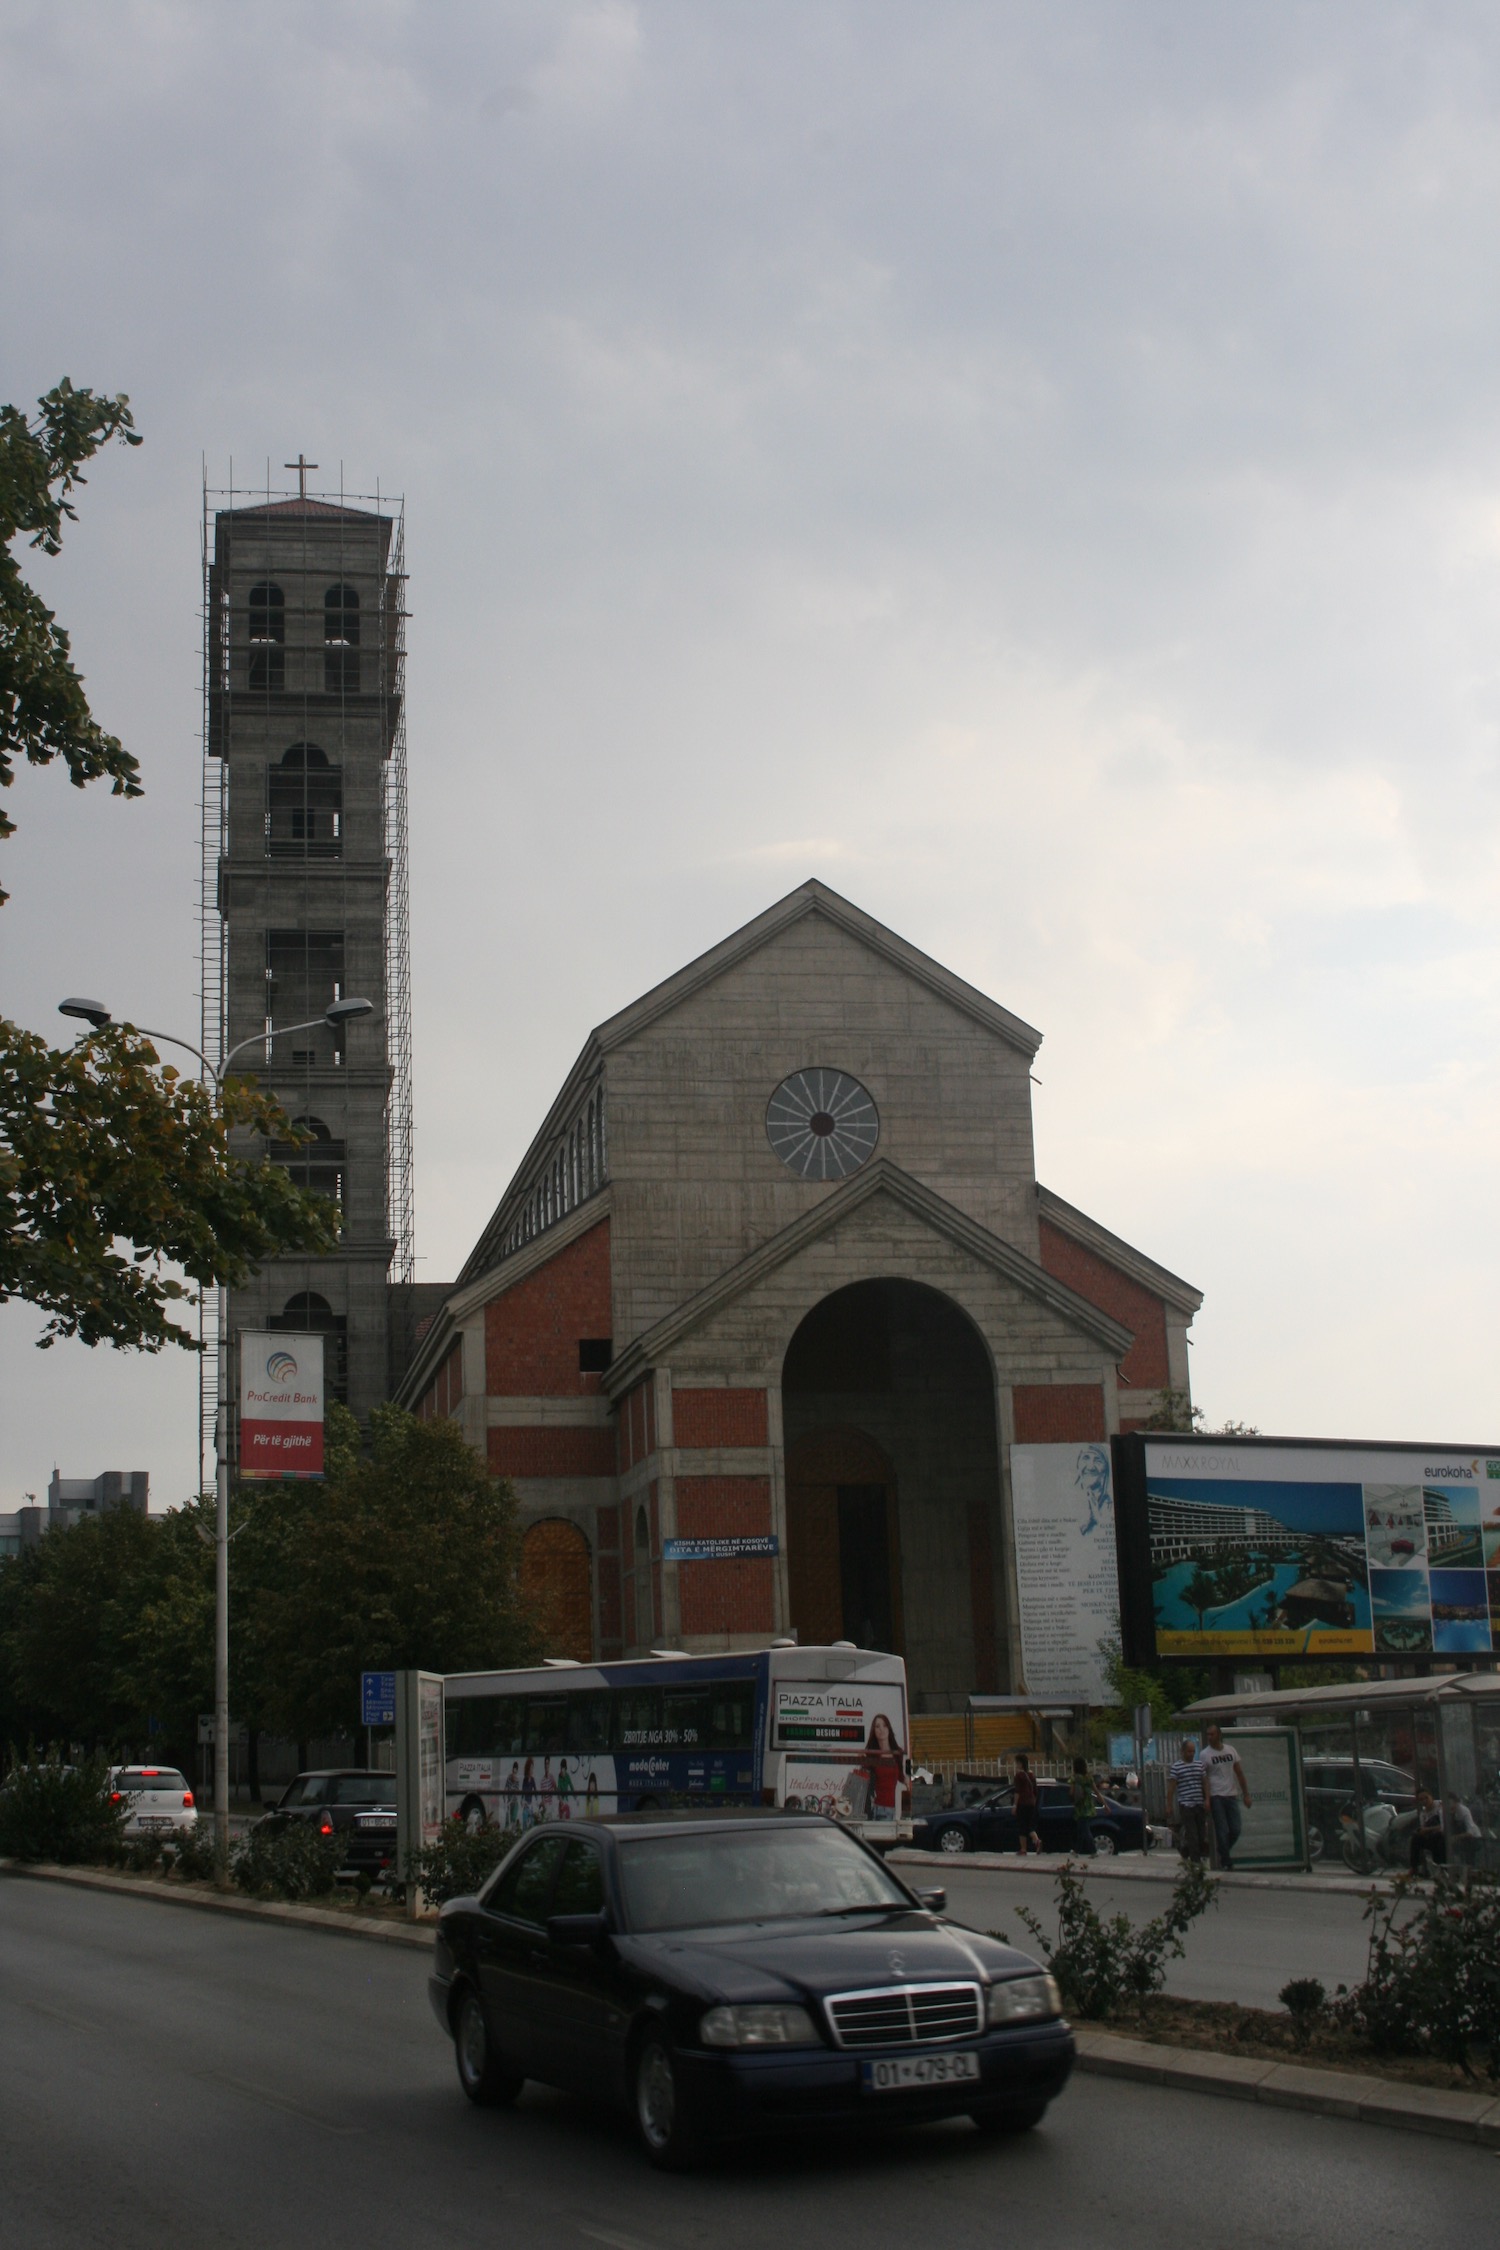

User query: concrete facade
[397,883,1202,1712]
[209,497,399,1422]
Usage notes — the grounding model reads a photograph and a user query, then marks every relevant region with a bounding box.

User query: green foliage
[1340,1870,1500,2076]
[0,1746,124,1863]
[1,1019,340,1351]
[1099,1643,1212,1731]
[167,1821,219,1883]
[0,379,143,896]
[407,1817,510,1904]
[1278,1977,1327,2047]
[0,1407,542,1758]
[231,1819,344,1901]
[1010,1859,1218,2019]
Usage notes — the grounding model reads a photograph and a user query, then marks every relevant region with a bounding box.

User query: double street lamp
[58,992,374,1882]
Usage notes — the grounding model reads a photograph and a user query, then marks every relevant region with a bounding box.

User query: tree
[0,380,338,1349]
[1140,1389,1259,1438]
[1182,1567,1218,1634]
[0,1504,159,1748]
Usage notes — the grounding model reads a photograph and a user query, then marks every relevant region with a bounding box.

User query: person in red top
[859,1711,906,1822]
[1011,1754,1043,1855]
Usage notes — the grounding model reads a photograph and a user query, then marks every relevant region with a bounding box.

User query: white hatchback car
[110,1766,198,1839]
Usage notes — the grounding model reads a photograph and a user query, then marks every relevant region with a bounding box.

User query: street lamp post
[58,992,374,1884]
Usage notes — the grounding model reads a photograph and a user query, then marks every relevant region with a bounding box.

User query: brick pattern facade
[487,1426,617,1478]
[617,1377,657,1473]
[484,1219,611,1395]
[1010,1383,1108,1443]
[676,1476,776,1634]
[1037,1219,1170,1390]
[672,1388,769,1449]
[520,1518,593,1662]
[415,1339,462,1423]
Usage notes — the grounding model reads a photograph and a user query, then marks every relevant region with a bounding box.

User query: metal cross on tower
[284,454,319,498]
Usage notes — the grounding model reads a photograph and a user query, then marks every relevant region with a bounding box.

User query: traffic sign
[361,1670,397,1728]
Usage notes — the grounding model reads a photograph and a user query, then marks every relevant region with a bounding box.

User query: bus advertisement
[439,1644,912,1848]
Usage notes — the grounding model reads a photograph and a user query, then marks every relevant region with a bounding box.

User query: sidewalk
[888,1847,1395,1898]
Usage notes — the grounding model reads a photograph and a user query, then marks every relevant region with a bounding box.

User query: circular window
[765,1069,880,1181]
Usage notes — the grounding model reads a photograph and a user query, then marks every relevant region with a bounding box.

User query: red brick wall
[675,1477,776,1635]
[1011,1384,1107,1443]
[519,1519,593,1661]
[672,1389,768,1449]
[484,1220,611,1397]
[486,1426,617,1477]
[1037,1219,1170,1389]
[416,1339,463,1423]
[618,1378,657,1473]
[596,1504,623,1655]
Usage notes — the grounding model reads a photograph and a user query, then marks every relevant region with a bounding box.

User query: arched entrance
[782,1279,1003,1709]
[520,1518,593,1662]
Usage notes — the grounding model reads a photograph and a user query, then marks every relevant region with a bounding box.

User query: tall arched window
[324,584,359,694]
[268,1288,348,1403]
[633,1505,654,1650]
[266,741,342,860]
[269,1117,344,1207]
[247,583,285,690]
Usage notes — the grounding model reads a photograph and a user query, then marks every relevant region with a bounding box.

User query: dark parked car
[255,1769,398,1880]
[1301,1757,1415,1864]
[912,1779,1147,1857]
[429,1811,1073,2167]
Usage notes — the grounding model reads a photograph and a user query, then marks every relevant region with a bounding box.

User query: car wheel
[970,2100,1047,2135]
[633,2033,701,2170]
[1092,1829,1117,1858]
[454,1988,523,2108]
[458,1797,488,1834]
[935,1825,971,1855]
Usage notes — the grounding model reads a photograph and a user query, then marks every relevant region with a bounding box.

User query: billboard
[1009,1442,1122,1703]
[238,1330,325,1479]
[1114,1434,1500,1663]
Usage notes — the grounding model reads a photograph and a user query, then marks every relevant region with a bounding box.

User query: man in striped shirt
[1167,1738,1208,1862]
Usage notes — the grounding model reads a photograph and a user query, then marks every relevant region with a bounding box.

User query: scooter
[1339,1799,1417,1873]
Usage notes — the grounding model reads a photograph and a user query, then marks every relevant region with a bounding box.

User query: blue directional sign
[361,1670,397,1728]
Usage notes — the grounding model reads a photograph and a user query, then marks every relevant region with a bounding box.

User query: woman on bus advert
[857,1710,907,1823]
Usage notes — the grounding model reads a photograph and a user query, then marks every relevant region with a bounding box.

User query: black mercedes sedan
[428,1811,1073,2168]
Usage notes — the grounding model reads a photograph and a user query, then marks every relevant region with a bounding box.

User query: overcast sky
[4,1,1500,1509]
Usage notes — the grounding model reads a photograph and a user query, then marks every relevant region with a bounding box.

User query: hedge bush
[230,1819,344,1901]
[1006,1858,1218,2018]
[407,1817,510,1905]
[0,1748,124,1864]
[1341,1868,1500,2075]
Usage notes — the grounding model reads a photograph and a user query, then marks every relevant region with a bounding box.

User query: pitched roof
[603,1158,1133,1398]
[1037,1186,1203,1315]
[226,496,388,522]
[593,879,1043,1059]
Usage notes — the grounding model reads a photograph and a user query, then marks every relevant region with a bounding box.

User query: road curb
[887,1849,1393,1897]
[1072,2024,1500,2146]
[0,1859,434,1947]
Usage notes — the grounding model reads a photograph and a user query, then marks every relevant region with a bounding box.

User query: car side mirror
[547,1910,610,1950]
[916,1888,946,1914]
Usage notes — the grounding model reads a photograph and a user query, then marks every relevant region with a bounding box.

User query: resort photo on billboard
[1148,1468,1371,1657]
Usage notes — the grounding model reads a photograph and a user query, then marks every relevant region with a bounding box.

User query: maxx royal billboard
[1113,1434,1500,1664]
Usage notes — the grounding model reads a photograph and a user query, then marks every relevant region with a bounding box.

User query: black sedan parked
[429,1811,1073,2168]
[912,1779,1147,1857]
[254,1770,398,1880]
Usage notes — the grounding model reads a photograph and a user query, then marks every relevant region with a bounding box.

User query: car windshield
[618,1825,911,1932]
[116,1770,186,1792]
[327,1776,395,1805]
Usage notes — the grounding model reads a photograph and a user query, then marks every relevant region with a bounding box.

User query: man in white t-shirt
[1196,1726,1252,1870]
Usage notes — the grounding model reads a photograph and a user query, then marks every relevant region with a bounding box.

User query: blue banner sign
[663,1535,780,1561]
[361,1669,397,1727]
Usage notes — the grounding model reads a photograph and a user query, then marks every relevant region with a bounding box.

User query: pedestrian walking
[1167,1737,1208,1861]
[1011,1754,1043,1855]
[1409,1790,1445,1875]
[1068,1758,1100,1856]
[1196,1725,1252,1870]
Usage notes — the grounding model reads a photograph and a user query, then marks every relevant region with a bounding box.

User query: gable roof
[593,880,1043,1060]
[1037,1186,1203,1316]
[603,1157,1133,1399]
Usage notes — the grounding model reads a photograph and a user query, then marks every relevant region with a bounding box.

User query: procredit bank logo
[265,1349,298,1384]
[244,1386,319,1407]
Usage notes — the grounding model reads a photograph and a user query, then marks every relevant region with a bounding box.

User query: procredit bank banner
[1114,1434,1500,1662]
[238,1331,324,1480]
[1009,1443,1121,1704]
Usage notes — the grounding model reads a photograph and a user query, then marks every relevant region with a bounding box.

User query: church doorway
[781,1279,1003,1710]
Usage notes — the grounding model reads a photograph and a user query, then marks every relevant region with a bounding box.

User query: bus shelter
[1180,1671,1500,1871]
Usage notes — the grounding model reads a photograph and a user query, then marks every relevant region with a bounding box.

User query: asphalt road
[935,1864,1376,2008]
[1,1877,1490,2250]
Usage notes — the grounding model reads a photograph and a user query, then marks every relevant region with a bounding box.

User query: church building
[396,883,1201,1714]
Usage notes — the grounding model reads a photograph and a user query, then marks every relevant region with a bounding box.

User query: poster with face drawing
[1009,1444,1122,1703]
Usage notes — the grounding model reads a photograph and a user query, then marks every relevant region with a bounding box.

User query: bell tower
[201,469,411,1475]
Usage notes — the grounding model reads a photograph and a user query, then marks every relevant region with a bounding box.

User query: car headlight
[699,2004,818,2049]
[986,1974,1061,2026]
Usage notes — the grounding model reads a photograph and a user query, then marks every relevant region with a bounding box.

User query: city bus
[441,1642,913,1848]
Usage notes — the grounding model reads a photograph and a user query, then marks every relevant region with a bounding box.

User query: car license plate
[356,1815,395,1830]
[862,2052,980,2091]
[138,1817,172,1831]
